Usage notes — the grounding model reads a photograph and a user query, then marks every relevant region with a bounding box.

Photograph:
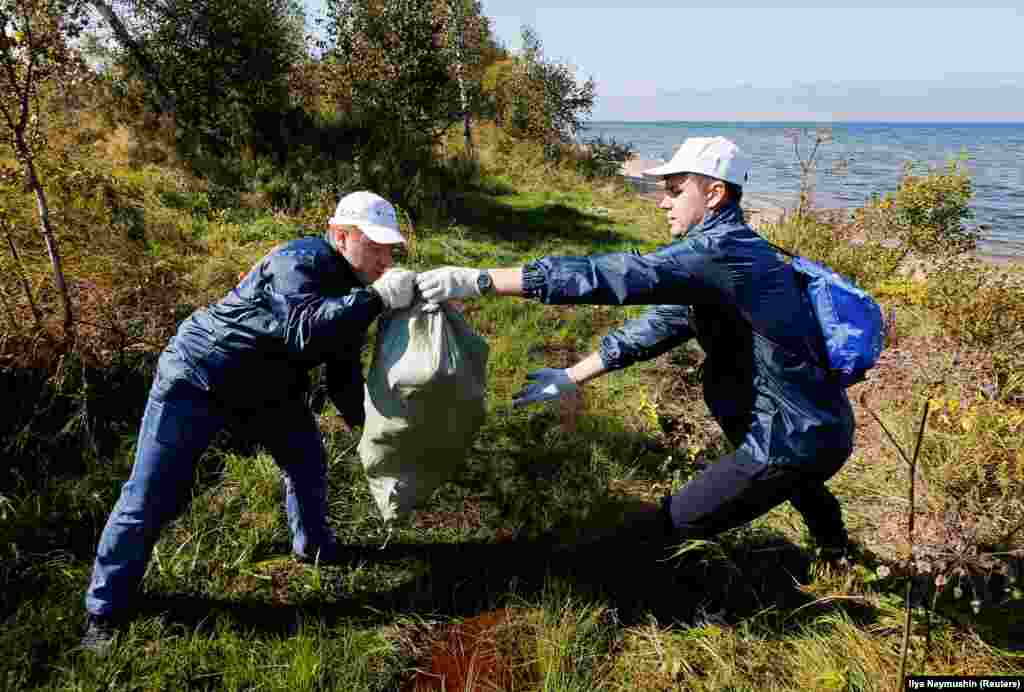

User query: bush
[764,214,904,290]
[575,136,635,180]
[853,159,976,262]
[237,215,299,244]
[481,27,595,158]
[917,394,1024,548]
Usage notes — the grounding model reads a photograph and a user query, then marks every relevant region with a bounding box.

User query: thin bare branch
[897,399,930,687]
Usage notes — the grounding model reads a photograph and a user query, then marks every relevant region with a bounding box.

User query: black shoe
[80,614,117,656]
[814,538,872,567]
[543,499,675,554]
[294,541,344,565]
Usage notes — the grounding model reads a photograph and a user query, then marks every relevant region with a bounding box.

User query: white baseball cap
[328,191,406,244]
[643,136,751,186]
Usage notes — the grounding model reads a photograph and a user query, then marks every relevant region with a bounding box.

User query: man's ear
[706,180,727,209]
[330,225,348,251]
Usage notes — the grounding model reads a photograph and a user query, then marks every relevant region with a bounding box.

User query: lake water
[580,121,1024,257]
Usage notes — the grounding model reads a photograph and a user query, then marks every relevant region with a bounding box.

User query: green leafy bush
[575,136,635,180]
[481,27,595,157]
[237,215,299,244]
[853,159,976,262]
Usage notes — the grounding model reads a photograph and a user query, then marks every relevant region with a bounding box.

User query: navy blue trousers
[665,448,848,547]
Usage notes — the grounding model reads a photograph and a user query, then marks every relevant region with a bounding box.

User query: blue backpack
[770,245,886,388]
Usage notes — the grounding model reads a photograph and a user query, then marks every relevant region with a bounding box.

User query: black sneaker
[815,539,874,567]
[80,614,117,656]
[294,541,344,566]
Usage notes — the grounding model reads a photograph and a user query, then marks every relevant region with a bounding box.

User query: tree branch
[88,0,176,114]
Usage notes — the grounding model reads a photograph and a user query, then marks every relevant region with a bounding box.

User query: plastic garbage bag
[358,301,489,522]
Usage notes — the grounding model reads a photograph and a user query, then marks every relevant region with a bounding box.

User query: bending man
[83,191,416,653]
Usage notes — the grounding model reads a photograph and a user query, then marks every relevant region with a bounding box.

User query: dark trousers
[665,449,848,547]
[85,377,333,617]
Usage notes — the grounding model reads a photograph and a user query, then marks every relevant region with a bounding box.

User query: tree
[482,26,595,154]
[0,0,90,339]
[326,0,461,140]
[92,0,306,164]
[87,0,174,114]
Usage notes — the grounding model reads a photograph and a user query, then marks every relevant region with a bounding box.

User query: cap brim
[642,163,688,177]
[356,222,406,244]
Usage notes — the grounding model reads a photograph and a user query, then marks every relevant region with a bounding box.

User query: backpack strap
[741,239,838,382]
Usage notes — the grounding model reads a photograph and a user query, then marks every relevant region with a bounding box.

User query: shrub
[763,214,904,290]
[575,136,635,180]
[918,394,1024,547]
[853,159,976,265]
[481,27,595,157]
[925,257,1024,350]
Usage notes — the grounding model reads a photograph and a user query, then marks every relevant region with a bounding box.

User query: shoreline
[620,159,1022,267]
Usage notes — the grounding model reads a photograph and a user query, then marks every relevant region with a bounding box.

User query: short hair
[692,174,744,207]
[329,223,362,236]
[724,182,743,206]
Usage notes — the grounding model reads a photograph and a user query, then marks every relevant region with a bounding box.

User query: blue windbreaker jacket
[522,202,855,468]
[151,234,383,426]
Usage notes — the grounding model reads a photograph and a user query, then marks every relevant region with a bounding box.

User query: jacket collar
[324,230,341,254]
[686,201,745,238]
[322,231,366,286]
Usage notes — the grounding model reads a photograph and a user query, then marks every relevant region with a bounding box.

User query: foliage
[0,0,92,144]
[324,0,462,139]
[853,159,976,263]
[575,135,635,180]
[925,256,1024,349]
[99,0,306,165]
[764,213,905,291]
[1,0,100,339]
[481,26,596,156]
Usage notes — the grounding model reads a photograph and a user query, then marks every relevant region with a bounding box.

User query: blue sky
[302,2,1024,122]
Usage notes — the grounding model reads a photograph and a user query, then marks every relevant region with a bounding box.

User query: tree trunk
[14,131,74,340]
[88,0,177,115]
[3,228,44,330]
[450,0,473,156]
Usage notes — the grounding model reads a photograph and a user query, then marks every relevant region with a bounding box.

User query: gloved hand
[416,266,482,303]
[512,368,578,408]
[370,268,417,310]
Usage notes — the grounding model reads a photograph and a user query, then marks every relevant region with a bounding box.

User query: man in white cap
[416,137,855,558]
[82,191,416,653]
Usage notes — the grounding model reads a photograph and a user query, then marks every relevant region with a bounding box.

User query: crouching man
[416,137,855,560]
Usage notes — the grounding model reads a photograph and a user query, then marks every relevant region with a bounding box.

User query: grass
[2,124,1024,690]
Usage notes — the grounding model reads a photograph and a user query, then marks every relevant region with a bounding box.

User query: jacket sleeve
[521,241,715,307]
[326,355,366,429]
[599,304,696,371]
[264,252,385,364]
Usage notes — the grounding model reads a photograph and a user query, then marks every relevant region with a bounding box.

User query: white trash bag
[358,301,489,523]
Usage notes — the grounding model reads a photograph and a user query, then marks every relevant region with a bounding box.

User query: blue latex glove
[512,368,578,408]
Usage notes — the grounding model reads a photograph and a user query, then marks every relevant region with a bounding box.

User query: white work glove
[416,266,482,303]
[512,368,578,408]
[370,268,417,310]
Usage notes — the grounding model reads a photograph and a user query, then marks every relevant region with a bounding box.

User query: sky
[302,2,1024,122]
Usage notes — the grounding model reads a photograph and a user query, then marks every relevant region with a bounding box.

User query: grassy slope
[2,131,1023,691]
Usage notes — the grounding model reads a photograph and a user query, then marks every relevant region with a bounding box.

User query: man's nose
[658,195,672,210]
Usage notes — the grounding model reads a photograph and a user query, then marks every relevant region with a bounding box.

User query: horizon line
[586,119,1024,125]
